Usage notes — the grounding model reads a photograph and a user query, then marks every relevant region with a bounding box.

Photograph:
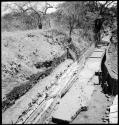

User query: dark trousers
[95,31,100,46]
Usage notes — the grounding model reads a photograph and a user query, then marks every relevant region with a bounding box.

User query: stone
[110,117,118,123]
[113,95,118,105]
[92,76,99,85]
[109,112,118,119]
[110,105,118,113]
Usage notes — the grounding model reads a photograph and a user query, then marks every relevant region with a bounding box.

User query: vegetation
[2,52,67,113]
[2,67,52,112]
[55,1,117,45]
[2,2,54,29]
[2,1,117,45]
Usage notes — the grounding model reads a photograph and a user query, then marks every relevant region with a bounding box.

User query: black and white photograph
[1,1,118,124]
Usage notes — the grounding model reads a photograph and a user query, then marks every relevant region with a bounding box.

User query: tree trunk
[94,18,103,47]
[48,19,51,28]
[37,14,42,29]
[69,26,73,38]
[68,19,74,38]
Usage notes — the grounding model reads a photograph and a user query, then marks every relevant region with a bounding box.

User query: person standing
[94,16,105,47]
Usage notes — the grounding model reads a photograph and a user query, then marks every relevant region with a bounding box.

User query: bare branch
[105,1,114,8]
[42,2,54,15]
[4,3,19,13]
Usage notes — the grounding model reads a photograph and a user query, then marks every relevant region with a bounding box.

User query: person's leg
[95,33,98,47]
[98,31,100,42]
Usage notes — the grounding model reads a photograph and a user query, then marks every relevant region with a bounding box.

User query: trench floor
[71,84,114,124]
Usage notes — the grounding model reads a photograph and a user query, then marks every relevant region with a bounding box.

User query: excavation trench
[71,46,117,124]
[3,44,115,124]
[49,45,110,124]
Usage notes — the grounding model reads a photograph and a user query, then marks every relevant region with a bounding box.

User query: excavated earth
[2,29,118,124]
[2,29,89,124]
[49,34,118,124]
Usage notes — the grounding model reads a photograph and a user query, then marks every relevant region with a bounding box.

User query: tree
[85,1,117,46]
[4,2,54,29]
[56,2,86,38]
[56,1,117,46]
[54,2,89,61]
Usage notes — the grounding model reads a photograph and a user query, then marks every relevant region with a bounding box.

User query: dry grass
[2,29,66,99]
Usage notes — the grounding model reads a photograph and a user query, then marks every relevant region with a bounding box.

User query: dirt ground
[71,84,114,124]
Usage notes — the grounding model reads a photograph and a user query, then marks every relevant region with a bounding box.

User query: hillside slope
[2,29,66,99]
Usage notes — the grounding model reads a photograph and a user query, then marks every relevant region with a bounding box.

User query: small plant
[32,98,37,104]
[45,93,49,98]
[2,52,68,112]
[45,86,48,91]
[17,54,24,60]
[81,106,88,111]
[55,74,59,79]
[22,110,27,115]
[28,102,32,107]
[37,93,42,98]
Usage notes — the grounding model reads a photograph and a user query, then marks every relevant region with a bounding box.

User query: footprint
[93,105,96,108]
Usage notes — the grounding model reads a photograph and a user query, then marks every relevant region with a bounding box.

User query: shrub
[2,52,68,112]
[2,68,52,112]
[34,61,53,69]
[6,83,31,101]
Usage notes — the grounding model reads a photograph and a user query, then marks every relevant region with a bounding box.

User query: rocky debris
[100,94,116,124]
[27,33,35,37]
[88,75,99,85]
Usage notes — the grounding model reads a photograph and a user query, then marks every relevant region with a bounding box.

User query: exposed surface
[72,85,114,124]
[105,43,118,79]
[51,45,106,122]
[109,95,118,123]
[2,29,65,99]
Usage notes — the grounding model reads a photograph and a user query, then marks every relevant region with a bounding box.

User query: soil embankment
[72,43,118,124]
